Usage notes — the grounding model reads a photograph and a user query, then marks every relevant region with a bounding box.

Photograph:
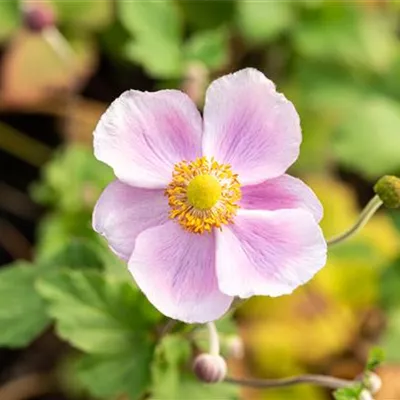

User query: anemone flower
[93,68,327,323]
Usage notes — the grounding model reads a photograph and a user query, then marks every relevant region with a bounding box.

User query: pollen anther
[165,157,241,234]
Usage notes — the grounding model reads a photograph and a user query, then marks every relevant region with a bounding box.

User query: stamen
[165,157,241,234]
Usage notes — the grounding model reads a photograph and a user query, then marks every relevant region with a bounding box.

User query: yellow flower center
[187,175,222,210]
[165,157,241,234]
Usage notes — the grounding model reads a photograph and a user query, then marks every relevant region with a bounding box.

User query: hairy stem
[207,322,220,356]
[327,195,383,247]
[225,374,354,390]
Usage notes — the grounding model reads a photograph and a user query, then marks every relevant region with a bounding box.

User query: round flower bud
[359,389,374,400]
[23,5,56,33]
[192,354,227,383]
[363,372,382,394]
[374,175,400,208]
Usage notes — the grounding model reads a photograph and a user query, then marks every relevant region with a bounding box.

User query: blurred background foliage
[1,0,400,399]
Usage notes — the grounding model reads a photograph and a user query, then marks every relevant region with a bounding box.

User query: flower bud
[192,353,227,383]
[374,175,400,208]
[23,5,56,33]
[363,372,382,394]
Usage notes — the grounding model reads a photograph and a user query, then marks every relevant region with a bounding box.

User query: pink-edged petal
[93,180,169,260]
[216,209,327,298]
[129,221,233,323]
[202,68,301,185]
[94,90,202,189]
[240,174,323,222]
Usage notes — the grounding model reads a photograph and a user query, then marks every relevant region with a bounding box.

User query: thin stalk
[327,195,383,247]
[42,27,76,66]
[0,122,51,167]
[160,319,177,337]
[225,374,354,390]
[206,322,220,356]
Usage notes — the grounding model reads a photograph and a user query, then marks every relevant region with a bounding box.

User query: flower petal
[94,90,202,189]
[202,68,301,185]
[240,174,323,222]
[129,221,233,323]
[93,180,169,260]
[216,209,327,298]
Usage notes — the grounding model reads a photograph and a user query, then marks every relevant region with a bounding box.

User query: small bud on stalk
[23,5,56,33]
[193,353,227,383]
[374,175,400,209]
[363,372,382,395]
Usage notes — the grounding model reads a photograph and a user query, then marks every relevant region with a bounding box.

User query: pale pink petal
[93,180,169,260]
[129,222,233,323]
[202,68,301,185]
[94,90,202,189]
[240,174,323,222]
[216,209,327,298]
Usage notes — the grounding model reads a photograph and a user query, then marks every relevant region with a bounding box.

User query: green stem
[0,122,51,167]
[327,195,383,247]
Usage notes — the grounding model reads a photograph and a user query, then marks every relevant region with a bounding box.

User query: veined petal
[93,180,169,260]
[240,174,323,222]
[216,209,327,298]
[129,221,233,323]
[202,68,301,185]
[94,90,202,189]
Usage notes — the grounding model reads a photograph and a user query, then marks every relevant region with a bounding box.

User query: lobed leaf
[0,263,50,347]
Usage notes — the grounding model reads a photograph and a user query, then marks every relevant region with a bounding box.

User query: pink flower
[93,68,327,323]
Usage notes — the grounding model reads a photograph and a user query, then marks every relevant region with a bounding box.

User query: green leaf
[0,0,19,43]
[380,310,400,362]
[119,0,183,78]
[37,270,162,354]
[366,347,385,371]
[288,61,367,117]
[237,0,294,44]
[178,0,235,31]
[0,263,50,347]
[34,212,98,262]
[184,28,229,70]
[124,37,183,79]
[284,61,366,173]
[42,239,104,271]
[100,20,131,61]
[380,257,400,310]
[388,209,400,232]
[175,372,239,400]
[176,0,235,30]
[119,0,181,40]
[293,5,397,72]
[333,384,363,400]
[151,335,191,398]
[333,96,400,178]
[151,335,239,400]
[31,145,113,213]
[51,0,113,30]
[75,349,153,400]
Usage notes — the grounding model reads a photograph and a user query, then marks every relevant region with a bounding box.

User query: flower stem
[327,195,383,247]
[207,322,220,356]
[225,374,354,390]
[42,27,76,66]
[160,319,178,337]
